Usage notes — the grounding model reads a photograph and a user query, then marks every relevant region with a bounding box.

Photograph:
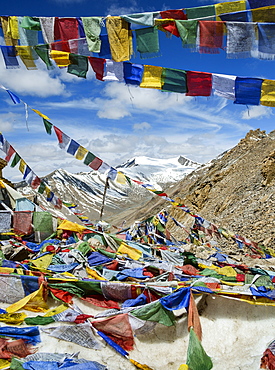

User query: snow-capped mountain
[16,155,200,223]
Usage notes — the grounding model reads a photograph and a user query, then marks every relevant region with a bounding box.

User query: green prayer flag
[68,54,88,79]
[84,152,96,166]
[24,316,55,325]
[43,118,53,135]
[98,248,116,259]
[175,20,198,48]
[33,211,53,233]
[77,241,91,256]
[10,153,21,168]
[37,182,46,194]
[20,16,41,30]
[34,45,53,69]
[187,328,213,370]
[10,358,24,370]
[161,68,187,93]
[135,27,160,58]
[185,5,215,20]
[131,301,175,327]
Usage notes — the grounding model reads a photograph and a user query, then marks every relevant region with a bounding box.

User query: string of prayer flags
[106,16,133,62]
[81,17,103,53]
[135,27,160,59]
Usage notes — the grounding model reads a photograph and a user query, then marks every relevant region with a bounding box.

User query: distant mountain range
[16,155,200,223]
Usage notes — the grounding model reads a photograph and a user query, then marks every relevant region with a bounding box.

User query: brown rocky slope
[109,129,275,252]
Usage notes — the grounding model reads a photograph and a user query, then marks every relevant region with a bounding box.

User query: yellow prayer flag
[31,109,50,120]
[117,242,142,260]
[116,171,127,184]
[129,359,154,370]
[43,304,68,317]
[19,159,26,174]
[251,5,275,22]
[215,1,246,21]
[178,366,189,370]
[57,219,86,233]
[0,312,27,325]
[16,46,37,70]
[106,16,133,62]
[140,65,163,89]
[75,146,88,160]
[86,266,107,280]
[7,16,20,40]
[50,50,71,67]
[0,17,14,46]
[260,79,275,107]
[6,284,48,313]
[0,359,11,370]
[31,253,53,269]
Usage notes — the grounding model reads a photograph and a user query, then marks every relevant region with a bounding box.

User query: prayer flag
[54,17,79,41]
[135,27,160,59]
[16,46,37,70]
[88,57,105,81]
[260,79,275,106]
[39,17,55,44]
[1,46,19,69]
[20,16,41,30]
[37,182,46,194]
[258,23,275,59]
[226,22,257,58]
[160,9,187,20]
[67,139,80,156]
[131,301,175,327]
[75,145,88,160]
[19,159,26,174]
[106,16,133,62]
[185,5,215,20]
[175,20,198,48]
[248,0,275,8]
[140,65,163,89]
[43,119,52,135]
[81,17,102,53]
[53,126,70,149]
[234,77,263,105]
[215,1,246,21]
[219,10,249,22]
[34,45,53,69]
[186,328,213,370]
[68,54,88,78]
[11,153,21,168]
[32,109,50,120]
[4,146,15,162]
[0,16,15,46]
[198,21,224,54]
[8,16,20,40]
[121,12,160,27]
[212,74,236,100]
[161,68,187,93]
[103,60,124,81]
[123,62,144,85]
[155,19,180,37]
[186,71,212,96]
[50,50,71,67]
[98,34,112,58]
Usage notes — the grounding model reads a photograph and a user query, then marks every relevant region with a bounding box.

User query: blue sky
[0,0,274,182]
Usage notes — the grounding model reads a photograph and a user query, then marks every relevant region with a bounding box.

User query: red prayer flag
[4,146,15,162]
[88,57,105,81]
[92,313,134,351]
[31,176,41,189]
[186,71,212,96]
[81,295,120,309]
[54,17,79,41]
[160,9,187,20]
[53,126,63,144]
[51,40,71,52]
[199,21,224,54]
[89,157,103,171]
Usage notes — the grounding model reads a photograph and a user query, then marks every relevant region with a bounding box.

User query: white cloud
[133,122,151,130]
[0,113,19,132]
[241,105,273,120]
